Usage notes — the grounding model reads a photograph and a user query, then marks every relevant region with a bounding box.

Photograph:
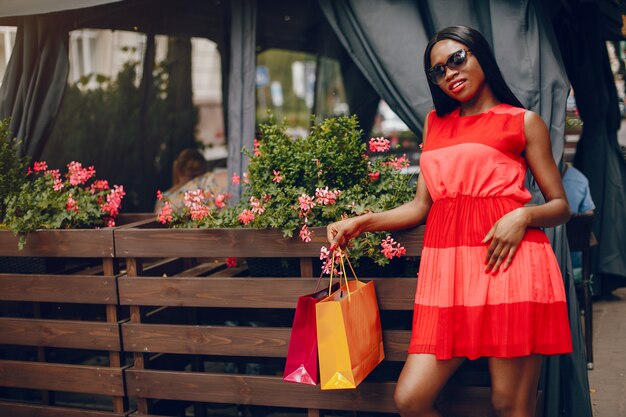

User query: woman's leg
[394,353,465,417]
[488,355,542,417]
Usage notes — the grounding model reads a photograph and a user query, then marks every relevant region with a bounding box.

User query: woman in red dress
[327,26,572,417]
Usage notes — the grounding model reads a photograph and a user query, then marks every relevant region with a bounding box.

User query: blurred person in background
[154,148,218,212]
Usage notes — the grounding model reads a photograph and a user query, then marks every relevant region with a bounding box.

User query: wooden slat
[0,360,124,395]
[126,370,495,415]
[0,229,114,258]
[116,226,424,258]
[0,318,120,350]
[0,275,117,304]
[174,261,226,277]
[0,401,125,417]
[126,370,397,413]
[122,323,410,361]
[118,277,414,310]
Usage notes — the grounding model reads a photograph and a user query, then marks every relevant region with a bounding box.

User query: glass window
[0,26,17,88]
[256,49,349,138]
[44,29,223,211]
[372,100,421,166]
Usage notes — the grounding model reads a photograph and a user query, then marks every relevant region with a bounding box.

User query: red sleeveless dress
[409,104,572,359]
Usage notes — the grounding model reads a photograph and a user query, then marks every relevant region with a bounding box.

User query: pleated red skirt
[408,196,572,359]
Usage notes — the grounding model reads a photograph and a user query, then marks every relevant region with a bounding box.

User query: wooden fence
[0,219,536,416]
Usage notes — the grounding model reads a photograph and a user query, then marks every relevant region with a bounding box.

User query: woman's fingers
[486,242,519,273]
[503,246,518,270]
[485,241,501,271]
[327,223,342,250]
[490,248,508,272]
[482,225,495,244]
[327,222,351,250]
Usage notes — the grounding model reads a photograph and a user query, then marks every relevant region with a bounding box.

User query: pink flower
[232,173,241,185]
[385,154,410,170]
[190,204,211,221]
[45,169,64,190]
[67,161,96,186]
[243,172,250,184]
[90,180,110,194]
[183,190,212,220]
[215,193,227,209]
[53,180,64,191]
[368,171,380,182]
[33,161,48,172]
[226,257,237,268]
[253,138,261,157]
[299,224,312,242]
[66,194,79,212]
[184,189,206,207]
[100,185,125,218]
[315,187,341,205]
[158,202,173,224]
[298,194,316,214]
[272,170,283,183]
[380,236,407,259]
[106,218,116,227]
[369,137,390,152]
[238,209,255,225]
[249,196,265,215]
[319,246,343,276]
[50,174,64,191]
[156,190,163,200]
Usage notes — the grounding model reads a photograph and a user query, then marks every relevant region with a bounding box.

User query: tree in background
[43,38,197,212]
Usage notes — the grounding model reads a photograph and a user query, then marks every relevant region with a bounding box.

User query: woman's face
[429,39,485,102]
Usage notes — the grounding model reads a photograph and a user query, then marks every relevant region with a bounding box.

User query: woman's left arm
[484,111,571,272]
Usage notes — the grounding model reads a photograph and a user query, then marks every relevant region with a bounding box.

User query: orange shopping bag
[315,253,385,390]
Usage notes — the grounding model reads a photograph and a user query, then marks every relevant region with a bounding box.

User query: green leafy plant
[0,118,29,223]
[3,160,126,249]
[157,115,415,267]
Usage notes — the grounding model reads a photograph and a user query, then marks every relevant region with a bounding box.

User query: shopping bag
[316,254,385,390]
[283,282,339,385]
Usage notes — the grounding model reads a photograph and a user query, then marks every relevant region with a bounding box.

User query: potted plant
[1,157,127,255]
[155,115,417,275]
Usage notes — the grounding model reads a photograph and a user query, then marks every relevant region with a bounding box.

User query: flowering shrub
[3,160,125,249]
[0,118,29,223]
[157,116,415,268]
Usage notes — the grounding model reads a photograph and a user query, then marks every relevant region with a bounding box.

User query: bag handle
[327,249,361,300]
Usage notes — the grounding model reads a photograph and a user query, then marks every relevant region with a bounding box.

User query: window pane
[256,49,317,137]
[0,26,17,88]
[43,30,223,212]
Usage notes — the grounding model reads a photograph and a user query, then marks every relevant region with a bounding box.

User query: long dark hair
[423,25,524,116]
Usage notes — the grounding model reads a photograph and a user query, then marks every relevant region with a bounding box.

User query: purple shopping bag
[283,283,339,385]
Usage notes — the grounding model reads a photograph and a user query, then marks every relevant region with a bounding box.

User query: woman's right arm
[327,112,433,250]
[327,174,432,250]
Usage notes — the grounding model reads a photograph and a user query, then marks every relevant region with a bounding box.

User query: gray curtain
[227,0,257,202]
[554,3,626,290]
[0,16,69,160]
[319,1,591,416]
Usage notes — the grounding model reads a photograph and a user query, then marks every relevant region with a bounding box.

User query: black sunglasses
[427,49,471,85]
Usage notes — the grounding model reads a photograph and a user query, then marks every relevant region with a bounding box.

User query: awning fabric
[0,0,122,19]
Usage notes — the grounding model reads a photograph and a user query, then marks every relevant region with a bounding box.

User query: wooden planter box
[0,213,155,258]
[115,221,425,259]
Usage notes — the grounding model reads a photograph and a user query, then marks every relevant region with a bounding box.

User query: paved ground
[579,111,626,417]
[588,287,626,417]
